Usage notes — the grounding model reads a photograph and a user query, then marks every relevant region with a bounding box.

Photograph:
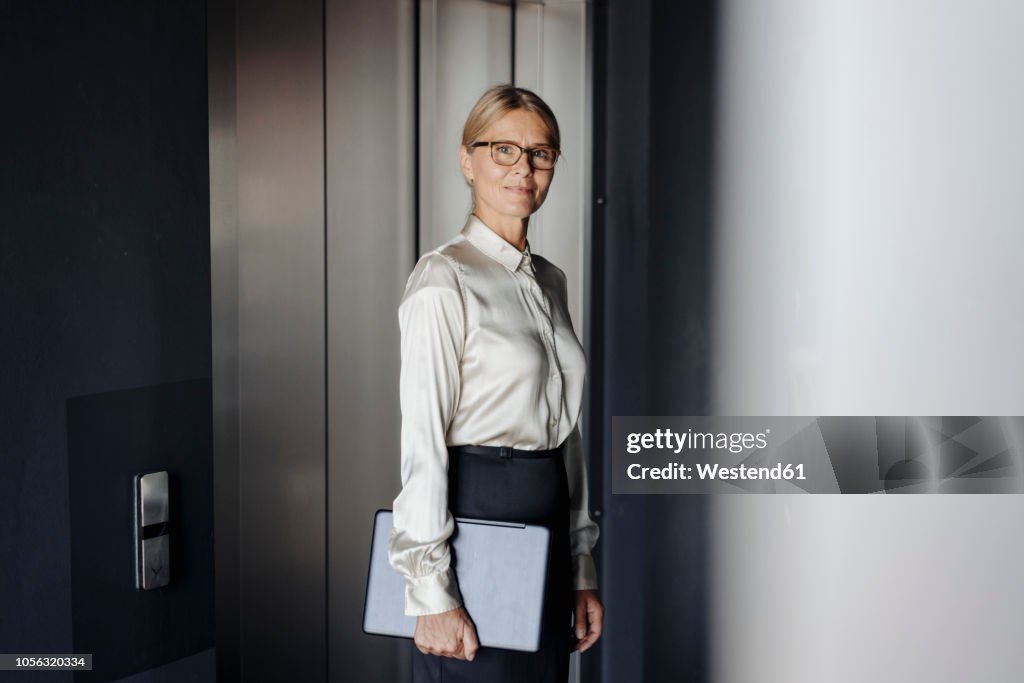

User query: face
[459,109,555,225]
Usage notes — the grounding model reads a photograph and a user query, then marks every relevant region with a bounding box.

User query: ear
[459,145,474,185]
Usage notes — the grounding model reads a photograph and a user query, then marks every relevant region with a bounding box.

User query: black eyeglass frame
[469,140,561,170]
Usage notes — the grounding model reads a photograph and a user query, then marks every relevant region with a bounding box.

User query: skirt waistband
[449,443,564,460]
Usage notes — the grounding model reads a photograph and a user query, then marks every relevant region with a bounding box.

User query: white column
[711,2,1024,681]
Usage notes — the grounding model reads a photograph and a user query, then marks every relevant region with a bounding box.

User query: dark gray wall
[1,2,214,681]
[207,0,241,678]
[592,0,716,681]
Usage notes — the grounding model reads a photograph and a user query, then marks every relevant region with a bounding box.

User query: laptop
[362,509,550,652]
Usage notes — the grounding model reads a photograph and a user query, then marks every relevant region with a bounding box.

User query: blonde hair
[461,84,561,150]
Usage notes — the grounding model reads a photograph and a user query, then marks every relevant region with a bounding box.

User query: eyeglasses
[470,141,560,170]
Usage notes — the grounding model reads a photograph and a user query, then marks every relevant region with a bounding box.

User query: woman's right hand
[414,606,480,661]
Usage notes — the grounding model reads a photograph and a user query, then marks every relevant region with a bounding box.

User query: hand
[414,606,480,661]
[573,589,604,652]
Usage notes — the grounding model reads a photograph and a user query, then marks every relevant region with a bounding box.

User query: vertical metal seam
[414,0,421,261]
[537,3,543,93]
[322,0,329,679]
[511,0,517,84]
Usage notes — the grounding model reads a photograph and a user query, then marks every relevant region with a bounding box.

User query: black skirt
[411,445,574,683]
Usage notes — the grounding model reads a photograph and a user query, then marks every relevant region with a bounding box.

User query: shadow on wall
[594,0,717,681]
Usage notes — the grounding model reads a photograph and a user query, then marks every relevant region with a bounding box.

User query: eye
[495,144,514,155]
[531,148,552,161]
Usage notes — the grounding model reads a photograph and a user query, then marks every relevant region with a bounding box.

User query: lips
[504,186,533,194]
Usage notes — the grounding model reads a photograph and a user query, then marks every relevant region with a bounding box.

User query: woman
[388,84,603,682]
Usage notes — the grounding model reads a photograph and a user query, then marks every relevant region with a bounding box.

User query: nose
[511,150,533,175]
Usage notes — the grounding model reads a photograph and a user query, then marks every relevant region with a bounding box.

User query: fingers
[577,596,605,653]
[574,598,587,641]
[462,619,480,662]
[414,636,460,658]
[413,632,432,656]
[433,638,463,659]
[413,610,479,661]
[442,623,465,660]
[445,612,479,661]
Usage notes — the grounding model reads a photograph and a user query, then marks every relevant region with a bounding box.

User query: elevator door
[215,2,592,681]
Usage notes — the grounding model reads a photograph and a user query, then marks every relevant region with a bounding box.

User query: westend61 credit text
[627,460,806,481]
[613,417,838,493]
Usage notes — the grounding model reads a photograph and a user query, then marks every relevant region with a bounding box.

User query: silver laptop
[363,509,550,652]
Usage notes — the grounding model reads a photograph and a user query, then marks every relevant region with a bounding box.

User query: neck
[473,209,529,251]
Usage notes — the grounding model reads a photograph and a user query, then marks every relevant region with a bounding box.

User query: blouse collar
[461,214,532,272]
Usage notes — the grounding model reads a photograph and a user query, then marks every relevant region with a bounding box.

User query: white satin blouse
[388,214,600,616]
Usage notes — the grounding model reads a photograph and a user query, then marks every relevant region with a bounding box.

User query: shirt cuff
[403,567,464,616]
[572,553,599,591]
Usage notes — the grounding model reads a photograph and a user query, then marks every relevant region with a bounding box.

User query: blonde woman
[389,84,603,682]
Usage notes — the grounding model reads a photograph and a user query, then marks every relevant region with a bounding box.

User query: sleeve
[387,253,466,616]
[564,423,600,590]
